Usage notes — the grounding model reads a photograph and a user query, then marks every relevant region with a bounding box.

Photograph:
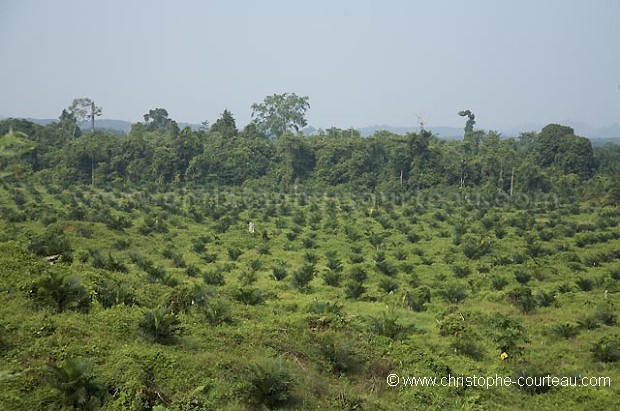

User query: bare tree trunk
[509,167,515,197]
[90,102,95,133]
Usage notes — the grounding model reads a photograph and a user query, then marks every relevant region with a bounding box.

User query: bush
[514,270,532,285]
[592,335,620,363]
[344,281,366,299]
[402,287,431,312]
[45,357,105,410]
[246,357,296,408]
[488,314,529,354]
[203,267,226,286]
[138,307,182,344]
[28,224,73,262]
[292,264,315,291]
[234,287,266,305]
[507,286,536,314]
[593,304,617,326]
[272,261,288,281]
[371,307,407,339]
[203,298,233,325]
[548,323,579,339]
[95,279,135,308]
[318,333,359,374]
[452,264,472,278]
[439,282,468,304]
[575,277,595,292]
[227,247,243,261]
[490,275,509,291]
[322,270,341,287]
[534,290,555,307]
[378,278,399,293]
[34,270,91,313]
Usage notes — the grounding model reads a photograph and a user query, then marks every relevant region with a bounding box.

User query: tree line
[0,94,618,204]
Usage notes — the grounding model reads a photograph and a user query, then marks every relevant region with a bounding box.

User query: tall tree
[68,98,102,133]
[210,109,238,138]
[143,108,177,133]
[251,93,310,138]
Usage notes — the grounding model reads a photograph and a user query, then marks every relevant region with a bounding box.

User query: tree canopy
[251,93,310,138]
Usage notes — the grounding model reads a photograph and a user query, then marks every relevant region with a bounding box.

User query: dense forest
[1,95,619,410]
[1,95,619,202]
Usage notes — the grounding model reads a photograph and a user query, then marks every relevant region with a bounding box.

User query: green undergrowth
[1,183,619,410]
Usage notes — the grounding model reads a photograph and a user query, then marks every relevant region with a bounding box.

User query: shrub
[318,333,359,374]
[184,264,201,277]
[234,287,266,305]
[452,333,486,361]
[292,264,315,291]
[272,261,288,281]
[378,278,399,293]
[488,314,529,354]
[575,277,595,292]
[203,267,226,286]
[402,287,431,312]
[166,284,206,314]
[28,224,73,262]
[548,323,579,339]
[461,234,491,259]
[349,253,364,264]
[452,264,472,278]
[349,266,367,283]
[507,286,536,314]
[203,298,233,325]
[344,281,366,299]
[246,357,296,408]
[322,270,341,287]
[490,275,509,291]
[534,290,555,307]
[375,260,398,277]
[138,307,182,344]
[227,247,243,261]
[45,357,105,410]
[593,304,617,326]
[34,270,91,313]
[371,308,407,339]
[304,251,319,264]
[592,335,620,362]
[325,251,343,272]
[238,270,257,286]
[514,270,532,285]
[439,282,468,304]
[95,279,135,308]
[307,300,343,316]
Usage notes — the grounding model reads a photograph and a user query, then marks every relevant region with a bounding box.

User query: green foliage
[45,357,105,410]
[202,298,233,325]
[28,224,73,261]
[234,287,266,305]
[292,263,316,291]
[488,314,529,354]
[138,307,182,344]
[251,93,310,138]
[34,269,91,313]
[370,307,409,339]
[245,357,296,408]
[591,334,620,362]
[507,286,537,314]
[318,332,360,374]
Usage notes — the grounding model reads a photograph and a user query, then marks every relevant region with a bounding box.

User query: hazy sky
[1,0,619,130]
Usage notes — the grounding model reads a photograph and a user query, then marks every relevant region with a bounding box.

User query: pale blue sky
[1,0,619,131]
